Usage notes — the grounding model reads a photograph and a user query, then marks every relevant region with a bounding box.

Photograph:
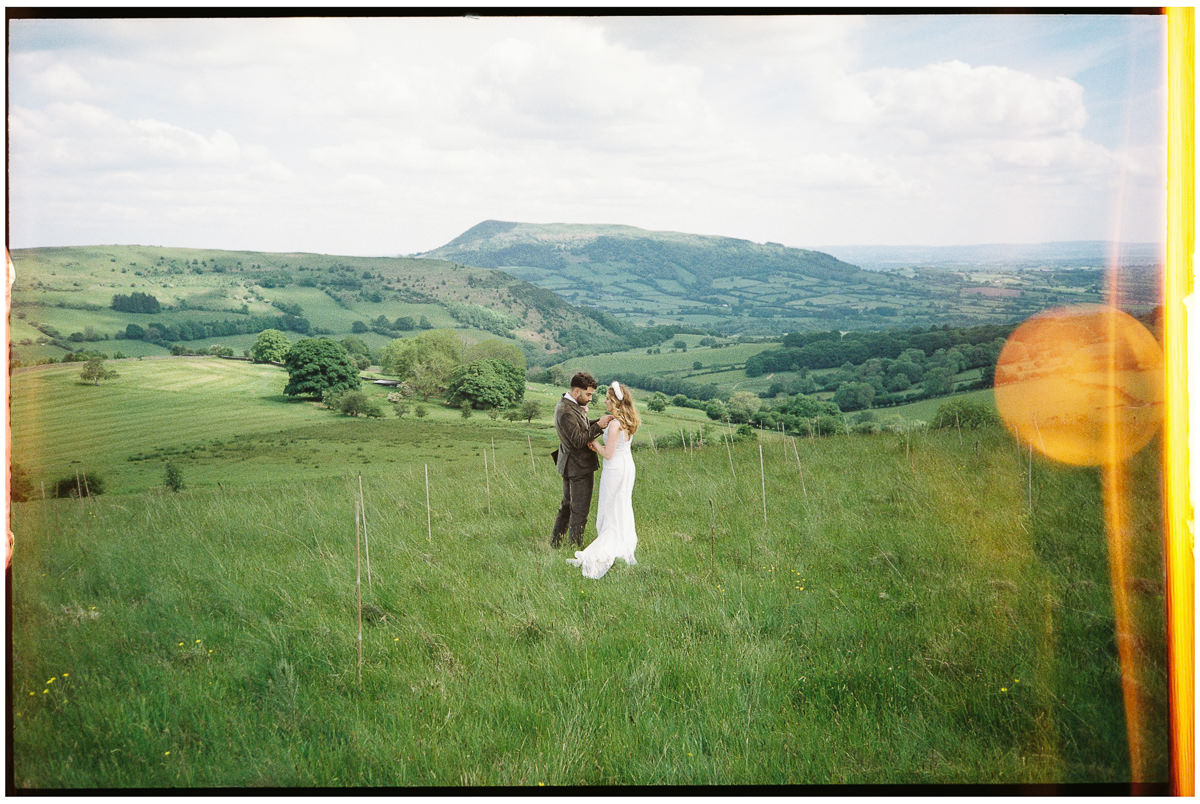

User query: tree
[646,392,669,413]
[921,367,954,397]
[79,357,118,386]
[124,323,146,340]
[381,329,463,392]
[727,391,762,422]
[833,382,875,412]
[283,338,361,399]
[251,329,291,363]
[521,399,542,422]
[340,335,372,362]
[464,338,527,375]
[704,399,729,421]
[446,359,522,409]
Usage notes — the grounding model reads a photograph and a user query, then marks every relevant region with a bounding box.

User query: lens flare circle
[994,304,1163,466]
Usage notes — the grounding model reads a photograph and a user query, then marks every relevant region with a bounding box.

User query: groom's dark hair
[570,372,598,390]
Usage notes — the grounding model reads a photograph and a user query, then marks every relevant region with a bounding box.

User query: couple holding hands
[550,372,641,580]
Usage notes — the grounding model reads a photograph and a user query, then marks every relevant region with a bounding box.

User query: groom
[551,372,613,548]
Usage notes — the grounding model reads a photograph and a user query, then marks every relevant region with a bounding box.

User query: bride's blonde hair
[606,383,641,436]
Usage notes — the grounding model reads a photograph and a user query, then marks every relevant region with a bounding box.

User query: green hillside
[8,356,1168,787]
[7,245,643,368]
[418,221,1111,335]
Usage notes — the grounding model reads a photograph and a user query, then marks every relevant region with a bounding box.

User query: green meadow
[9,358,1167,788]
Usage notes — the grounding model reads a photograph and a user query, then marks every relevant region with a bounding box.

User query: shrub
[704,399,729,421]
[164,462,184,492]
[521,400,542,422]
[337,391,383,418]
[53,471,106,498]
[931,399,1000,430]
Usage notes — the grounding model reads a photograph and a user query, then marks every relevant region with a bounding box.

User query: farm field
[10,359,725,497]
[550,338,775,385]
[7,356,1168,789]
[7,245,627,367]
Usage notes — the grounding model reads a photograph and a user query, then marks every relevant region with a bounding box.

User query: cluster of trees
[746,323,1013,376]
[122,313,312,345]
[276,328,529,415]
[380,330,527,409]
[110,292,161,313]
[351,315,434,338]
[444,302,521,338]
[745,323,1011,412]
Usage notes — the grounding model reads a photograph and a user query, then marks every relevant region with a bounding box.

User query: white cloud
[4,15,1165,253]
[863,60,1088,142]
[30,61,93,98]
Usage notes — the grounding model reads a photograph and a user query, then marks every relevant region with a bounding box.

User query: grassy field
[8,359,1168,789]
[10,359,728,497]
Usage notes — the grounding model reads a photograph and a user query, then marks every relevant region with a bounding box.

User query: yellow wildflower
[1001,687,1008,693]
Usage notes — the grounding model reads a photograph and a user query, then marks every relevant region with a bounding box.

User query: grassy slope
[9,359,1167,788]
[8,245,617,365]
[10,359,720,497]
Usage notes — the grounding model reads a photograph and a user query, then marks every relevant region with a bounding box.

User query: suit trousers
[552,473,595,545]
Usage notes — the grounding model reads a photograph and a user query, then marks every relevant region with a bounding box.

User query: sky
[6,11,1167,257]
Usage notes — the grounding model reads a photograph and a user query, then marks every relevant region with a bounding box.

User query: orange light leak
[1164,6,1194,796]
[994,306,1164,467]
[995,305,1164,786]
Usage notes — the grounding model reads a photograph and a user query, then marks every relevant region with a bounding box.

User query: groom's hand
[587,440,599,452]
[598,414,614,427]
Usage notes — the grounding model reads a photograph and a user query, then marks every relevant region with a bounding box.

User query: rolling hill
[416,221,1130,334]
[7,245,653,367]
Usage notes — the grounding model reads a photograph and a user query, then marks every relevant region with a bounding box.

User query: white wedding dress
[567,420,638,579]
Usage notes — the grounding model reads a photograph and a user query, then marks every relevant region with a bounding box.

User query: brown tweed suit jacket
[554,395,604,478]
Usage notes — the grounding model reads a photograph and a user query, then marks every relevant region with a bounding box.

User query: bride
[566,381,640,579]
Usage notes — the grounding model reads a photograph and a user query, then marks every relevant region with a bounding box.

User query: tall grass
[9,421,1167,788]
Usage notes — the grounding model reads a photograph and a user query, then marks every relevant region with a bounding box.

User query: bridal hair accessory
[612,381,624,402]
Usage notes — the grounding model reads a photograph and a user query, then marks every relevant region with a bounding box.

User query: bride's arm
[595,420,622,459]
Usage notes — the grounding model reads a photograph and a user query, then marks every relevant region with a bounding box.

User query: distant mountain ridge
[417,221,1136,335]
[816,241,1163,271]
